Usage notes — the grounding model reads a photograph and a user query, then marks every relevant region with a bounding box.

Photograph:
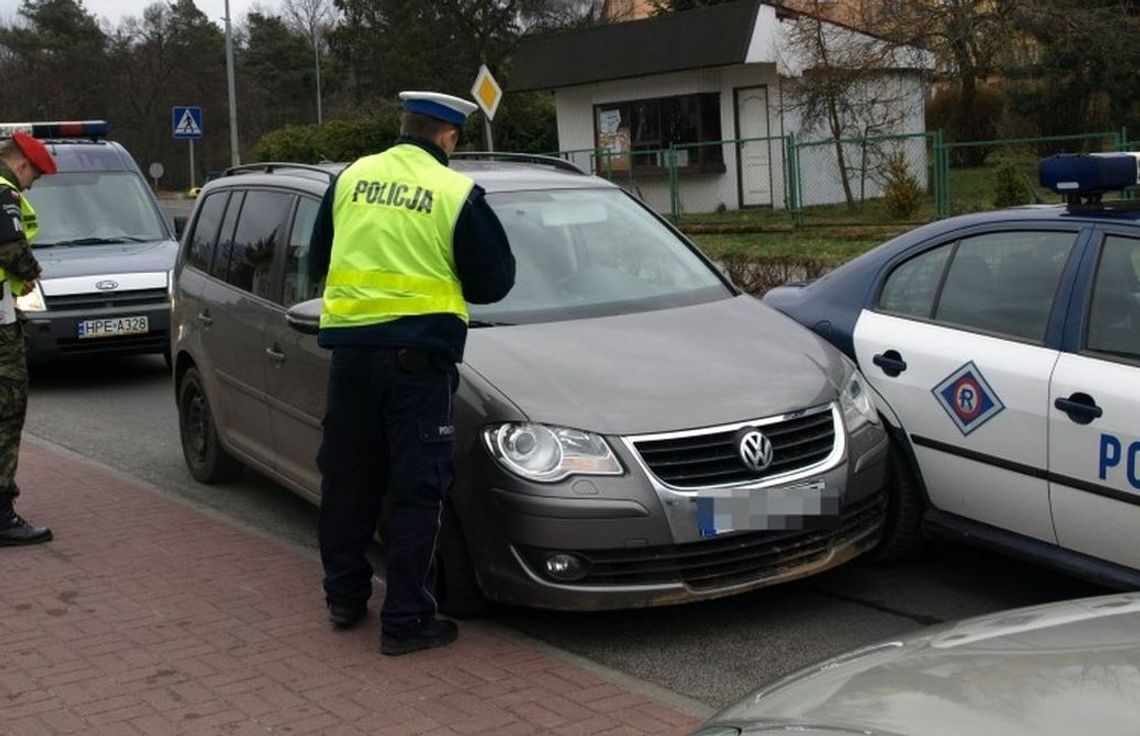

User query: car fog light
[544,553,591,582]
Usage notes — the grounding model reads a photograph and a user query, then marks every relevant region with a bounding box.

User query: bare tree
[779,2,928,209]
[282,0,337,123]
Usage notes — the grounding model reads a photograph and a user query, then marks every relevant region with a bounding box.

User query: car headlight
[484,422,622,483]
[840,367,878,432]
[15,282,45,312]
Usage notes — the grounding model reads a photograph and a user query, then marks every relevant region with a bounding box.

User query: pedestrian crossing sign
[172,106,203,140]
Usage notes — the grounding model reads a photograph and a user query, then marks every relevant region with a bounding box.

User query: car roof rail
[223,162,338,180]
[450,151,586,175]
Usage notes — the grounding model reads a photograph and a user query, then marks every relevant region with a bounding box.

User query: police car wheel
[177,366,243,484]
[866,440,924,564]
[437,502,493,619]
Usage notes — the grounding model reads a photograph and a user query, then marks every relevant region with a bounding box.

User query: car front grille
[55,332,169,356]
[516,492,883,589]
[629,407,837,489]
[44,288,169,312]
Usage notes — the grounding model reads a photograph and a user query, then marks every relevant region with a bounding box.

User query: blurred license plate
[77,316,149,339]
[696,480,834,537]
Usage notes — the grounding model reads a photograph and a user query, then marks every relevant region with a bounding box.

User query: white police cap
[398,91,478,127]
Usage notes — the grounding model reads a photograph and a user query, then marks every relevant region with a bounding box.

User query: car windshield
[472,187,730,325]
[25,171,169,246]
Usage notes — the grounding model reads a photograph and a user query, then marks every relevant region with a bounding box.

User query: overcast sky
[0,0,275,28]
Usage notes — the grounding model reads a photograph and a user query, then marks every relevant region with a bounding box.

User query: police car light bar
[1039,152,1140,206]
[0,120,109,141]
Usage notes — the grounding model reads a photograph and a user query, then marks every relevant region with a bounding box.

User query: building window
[593,93,724,175]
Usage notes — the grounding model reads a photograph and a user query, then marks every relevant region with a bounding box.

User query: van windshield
[470,188,730,325]
[24,171,170,246]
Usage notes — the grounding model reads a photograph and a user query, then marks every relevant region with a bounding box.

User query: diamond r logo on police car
[737,428,775,472]
[932,361,1005,436]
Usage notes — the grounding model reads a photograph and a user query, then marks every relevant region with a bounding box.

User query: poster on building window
[596,108,630,172]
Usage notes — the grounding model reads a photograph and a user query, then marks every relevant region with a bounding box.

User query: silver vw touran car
[170,155,890,616]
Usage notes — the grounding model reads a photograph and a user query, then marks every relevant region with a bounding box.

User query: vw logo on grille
[737,428,774,472]
[95,280,119,291]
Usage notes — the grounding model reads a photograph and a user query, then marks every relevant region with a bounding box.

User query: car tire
[437,503,493,619]
[867,440,924,563]
[177,366,243,484]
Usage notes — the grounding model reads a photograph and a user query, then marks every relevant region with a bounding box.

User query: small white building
[509,0,933,215]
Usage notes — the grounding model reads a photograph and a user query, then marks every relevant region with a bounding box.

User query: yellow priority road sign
[471,65,502,121]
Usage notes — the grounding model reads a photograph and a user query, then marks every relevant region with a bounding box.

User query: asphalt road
[23,353,1109,710]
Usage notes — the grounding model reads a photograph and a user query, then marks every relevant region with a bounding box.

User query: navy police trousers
[317,345,457,636]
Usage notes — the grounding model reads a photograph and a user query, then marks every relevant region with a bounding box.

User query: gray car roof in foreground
[702,592,1140,736]
[200,158,617,197]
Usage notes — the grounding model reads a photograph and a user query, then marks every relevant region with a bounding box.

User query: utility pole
[224,0,240,166]
[314,39,323,125]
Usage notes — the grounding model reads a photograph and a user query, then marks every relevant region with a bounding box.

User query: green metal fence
[550,129,1133,227]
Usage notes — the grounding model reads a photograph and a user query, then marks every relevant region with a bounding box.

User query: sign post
[470,65,502,152]
[147,162,164,192]
[172,106,204,189]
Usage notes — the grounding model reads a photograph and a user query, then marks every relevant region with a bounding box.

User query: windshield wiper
[43,236,149,246]
[468,319,514,327]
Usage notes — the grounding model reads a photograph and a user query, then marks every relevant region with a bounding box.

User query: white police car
[3,121,177,364]
[765,152,1140,587]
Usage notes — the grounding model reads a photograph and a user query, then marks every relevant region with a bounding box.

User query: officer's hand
[17,280,36,296]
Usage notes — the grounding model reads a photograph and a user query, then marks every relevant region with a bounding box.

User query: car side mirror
[173,215,188,239]
[285,297,322,335]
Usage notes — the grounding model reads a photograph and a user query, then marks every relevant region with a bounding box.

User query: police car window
[282,196,323,308]
[186,192,228,272]
[223,190,290,299]
[933,231,1075,342]
[878,243,952,318]
[25,171,167,246]
[210,192,243,282]
[1086,236,1140,360]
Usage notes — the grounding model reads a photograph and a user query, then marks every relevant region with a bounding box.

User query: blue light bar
[0,120,109,140]
[1039,153,1140,197]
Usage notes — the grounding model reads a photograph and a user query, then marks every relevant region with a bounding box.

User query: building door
[734,85,772,208]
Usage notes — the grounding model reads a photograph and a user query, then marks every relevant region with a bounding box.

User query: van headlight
[15,282,45,312]
[484,423,622,483]
[840,368,878,431]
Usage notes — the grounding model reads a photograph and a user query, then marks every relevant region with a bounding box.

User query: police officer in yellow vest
[308,91,515,656]
[0,132,55,546]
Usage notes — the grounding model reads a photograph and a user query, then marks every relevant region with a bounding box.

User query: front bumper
[22,301,171,362]
[467,416,890,611]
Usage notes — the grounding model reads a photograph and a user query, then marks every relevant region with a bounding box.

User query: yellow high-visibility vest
[321,144,473,330]
[0,173,38,297]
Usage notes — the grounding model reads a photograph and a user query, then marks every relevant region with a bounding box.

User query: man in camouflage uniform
[0,131,56,545]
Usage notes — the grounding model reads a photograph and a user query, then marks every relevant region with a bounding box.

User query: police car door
[854,228,1080,543]
[1049,229,1140,569]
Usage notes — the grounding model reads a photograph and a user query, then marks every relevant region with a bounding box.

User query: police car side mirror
[173,215,188,239]
[285,297,322,336]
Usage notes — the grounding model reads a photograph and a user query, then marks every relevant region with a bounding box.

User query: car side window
[210,192,244,282]
[1086,235,1140,360]
[878,243,952,318]
[932,231,1076,342]
[282,196,323,307]
[220,190,291,299]
[186,192,228,272]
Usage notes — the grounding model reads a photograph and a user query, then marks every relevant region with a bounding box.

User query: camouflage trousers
[0,321,27,505]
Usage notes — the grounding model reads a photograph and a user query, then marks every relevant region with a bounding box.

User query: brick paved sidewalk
[0,440,706,736]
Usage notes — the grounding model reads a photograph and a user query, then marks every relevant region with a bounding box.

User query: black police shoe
[381,618,458,657]
[328,600,367,630]
[0,512,52,546]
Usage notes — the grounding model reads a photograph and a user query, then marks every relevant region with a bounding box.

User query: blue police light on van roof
[0,120,109,141]
[1039,152,1140,203]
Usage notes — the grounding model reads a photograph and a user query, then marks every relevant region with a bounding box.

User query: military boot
[0,504,52,546]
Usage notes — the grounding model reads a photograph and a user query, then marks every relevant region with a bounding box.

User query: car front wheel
[178,366,243,484]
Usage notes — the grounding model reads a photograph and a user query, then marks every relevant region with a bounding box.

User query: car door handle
[1054,393,1102,425]
[872,350,907,377]
[196,310,213,327]
[265,345,286,364]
